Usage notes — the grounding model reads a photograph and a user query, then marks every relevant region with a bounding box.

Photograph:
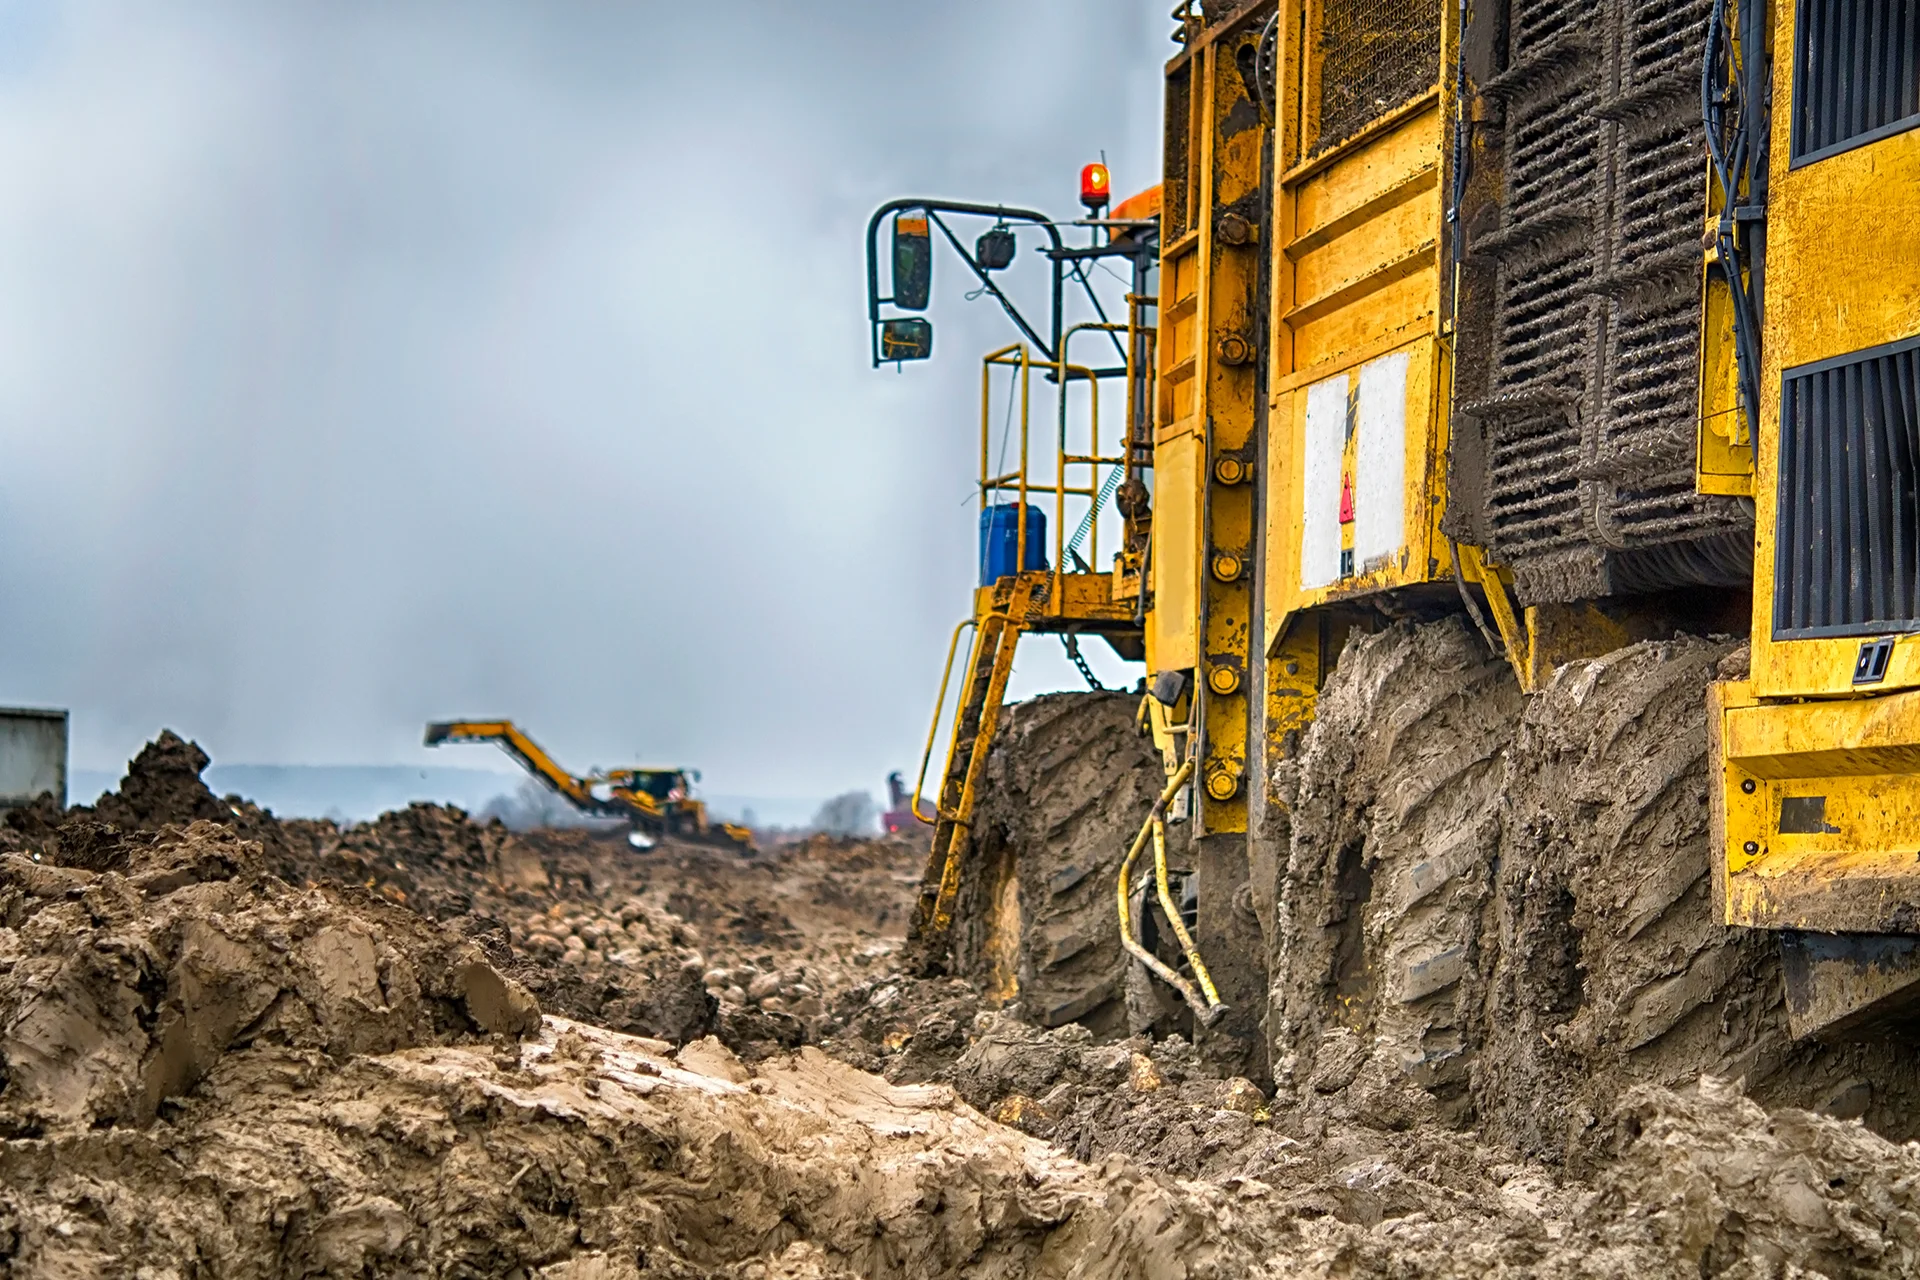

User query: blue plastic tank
[978,503,1048,585]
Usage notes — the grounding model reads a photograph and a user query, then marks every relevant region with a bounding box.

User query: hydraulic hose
[1115,760,1226,1026]
[1152,813,1224,1011]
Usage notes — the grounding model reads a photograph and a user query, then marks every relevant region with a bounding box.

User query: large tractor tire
[949,691,1166,1037]
[1270,617,1920,1166]
[1268,616,1525,1123]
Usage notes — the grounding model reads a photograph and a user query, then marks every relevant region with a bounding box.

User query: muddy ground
[1,662,1918,1275]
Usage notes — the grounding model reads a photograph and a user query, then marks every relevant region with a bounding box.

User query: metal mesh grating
[1512,0,1589,54]
[1488,422,1586,553]
[1462,0,1751,603]
[1774,336,1920,638]
[1791,0,1920,163]
[1310,0,1442,154]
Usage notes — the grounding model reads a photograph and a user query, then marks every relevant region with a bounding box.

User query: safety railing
[908,322,1156,825]
[909,616,978,823]
[978,334,1138,610]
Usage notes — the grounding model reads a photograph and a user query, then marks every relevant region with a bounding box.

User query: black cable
[1068,260,1130,365]
[1702,0,1763,454]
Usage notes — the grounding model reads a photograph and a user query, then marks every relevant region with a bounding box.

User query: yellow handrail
[1057,321,1128,583]
[978,343,1112,611]
[911,617,978,823]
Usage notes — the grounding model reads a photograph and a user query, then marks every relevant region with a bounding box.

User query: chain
[1062,633,1105,691]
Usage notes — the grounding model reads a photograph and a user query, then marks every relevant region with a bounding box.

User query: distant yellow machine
[424,720,753,851]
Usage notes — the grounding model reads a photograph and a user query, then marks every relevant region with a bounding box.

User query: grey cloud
[0,1,1167,797]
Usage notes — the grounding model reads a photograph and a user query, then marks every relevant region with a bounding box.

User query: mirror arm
[865,198,1066,368]
[926,212,1054,361]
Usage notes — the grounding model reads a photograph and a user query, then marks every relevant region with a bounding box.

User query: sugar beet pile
[4,635,1920,1277]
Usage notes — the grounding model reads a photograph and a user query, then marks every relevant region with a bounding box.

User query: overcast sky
[0,2,1169,799]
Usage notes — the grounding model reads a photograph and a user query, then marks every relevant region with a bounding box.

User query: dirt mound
[7,991,1918,1277]
[7,724,1920,1273]
[0,1017,1276,1278]
[38,735,935,1055]
[0,814,537,1137]
[1271,618,1920,1166]
[469,830,926,1056]
[89,730,234,831]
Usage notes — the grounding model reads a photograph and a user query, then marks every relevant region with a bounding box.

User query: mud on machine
[868,0,1920,1069]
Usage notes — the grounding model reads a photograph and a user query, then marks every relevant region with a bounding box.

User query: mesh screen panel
[1460,0,1753,602]
[1165,65,1193,239]
[1311,0,1442,154]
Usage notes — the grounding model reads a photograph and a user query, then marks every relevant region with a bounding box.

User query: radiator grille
[1310,0,1442,154]
[1774,336,1920,638]
[1791,0,1920,164]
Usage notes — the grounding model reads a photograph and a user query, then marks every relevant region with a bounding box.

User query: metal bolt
[1741,779,1756,794]
[1743,841,1759,855]
[1211,552,1244,582]
[1214,457,1246,485]
[1208,665,1241,695]
[1217,333,1253,366]
[1205,768,1240,801]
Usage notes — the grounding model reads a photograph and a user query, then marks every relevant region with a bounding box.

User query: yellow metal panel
[972,571,1135,630]
[1762,137,1920,375]
[1724,690,1920,778]
[1290,107,1441,240]
[1191,19,1267,834]
[1259,0,1454,658]
[1749,3,1920,700]
[1168,304,1199,375]
[1290,213,1437,318]
[1262,612,1323,809]
[1716,682,1920,933]
[1151,431,1202,672]
[1696,249,1753,497]
[1263,386,1298,652]
[1263,332,1446,632]
[1170,248,1199,307]
[1289,267,1438,378]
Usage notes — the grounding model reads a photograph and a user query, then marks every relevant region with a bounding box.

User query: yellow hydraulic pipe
[1017,347,1031,580]
[1153,814,1224,1009]
[1115,760,1225,1026]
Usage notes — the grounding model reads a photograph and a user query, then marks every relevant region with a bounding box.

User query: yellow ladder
[909,573,1042,965]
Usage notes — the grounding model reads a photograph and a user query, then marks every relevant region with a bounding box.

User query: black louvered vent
[1311,0,1442,154]
[1774,336,1920,638]
[1791,0,1920,164]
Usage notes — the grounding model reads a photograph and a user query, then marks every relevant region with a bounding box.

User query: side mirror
[880,318,933,362]
[892,210,932,310]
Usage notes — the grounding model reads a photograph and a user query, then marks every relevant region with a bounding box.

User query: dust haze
[0,1,1166,797]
